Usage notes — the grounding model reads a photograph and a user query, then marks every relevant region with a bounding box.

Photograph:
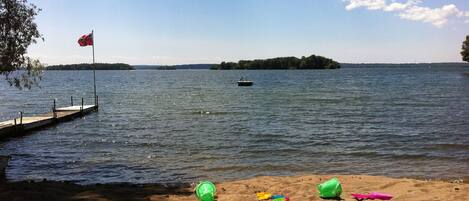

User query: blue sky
[27,0,469,65]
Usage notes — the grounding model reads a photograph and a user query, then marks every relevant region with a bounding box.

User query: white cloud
[345,0,386,10]
[383,3,408,12]
[383,1,419,12]
[398,4,461,28]
[343,0,469,28]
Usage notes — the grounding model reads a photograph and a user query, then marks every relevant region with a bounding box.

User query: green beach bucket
[317,177,342,198]
[195,181,216,201]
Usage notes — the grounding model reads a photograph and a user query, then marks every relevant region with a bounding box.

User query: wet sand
[0,175,467,201]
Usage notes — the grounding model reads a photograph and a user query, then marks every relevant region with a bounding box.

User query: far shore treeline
[342,62,469,68]
[46,63,135,70]
[44,62,469,71]
[211,54,340,70]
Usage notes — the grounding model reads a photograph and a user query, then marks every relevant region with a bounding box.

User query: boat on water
[464,72,469,77]
[238,77,253,86]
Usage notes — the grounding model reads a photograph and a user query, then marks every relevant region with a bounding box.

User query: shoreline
[0,174,467,201]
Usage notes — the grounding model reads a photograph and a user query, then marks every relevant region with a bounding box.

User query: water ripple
[1,67,468,184]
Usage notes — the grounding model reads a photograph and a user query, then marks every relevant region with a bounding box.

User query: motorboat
[237,77,253,86]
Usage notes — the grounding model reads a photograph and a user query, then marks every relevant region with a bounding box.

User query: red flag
[78,33,93,46]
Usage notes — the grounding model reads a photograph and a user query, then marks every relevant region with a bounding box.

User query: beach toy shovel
[351,192,393,200]
[317,177,342,198]
[195,181,216,201]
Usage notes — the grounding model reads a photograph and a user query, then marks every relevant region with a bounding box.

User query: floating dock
[0,98,98,140]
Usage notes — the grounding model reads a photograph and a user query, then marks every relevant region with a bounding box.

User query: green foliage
[462,35,469,63]
[46,63,135,70]
[211,55,340,70]
[0,0,43,89]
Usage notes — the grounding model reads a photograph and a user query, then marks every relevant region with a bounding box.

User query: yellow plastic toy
[256,192,272,200]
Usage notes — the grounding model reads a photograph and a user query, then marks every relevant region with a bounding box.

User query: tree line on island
[46,63,135,70]
[211,54,340,70]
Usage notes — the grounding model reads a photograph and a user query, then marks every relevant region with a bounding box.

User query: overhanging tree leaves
[462,35,469,62]
[1,0,43,89]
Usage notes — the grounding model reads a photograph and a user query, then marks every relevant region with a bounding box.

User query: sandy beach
[1,175,467,201]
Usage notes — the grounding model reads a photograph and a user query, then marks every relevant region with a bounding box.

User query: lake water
[0,67,468,184]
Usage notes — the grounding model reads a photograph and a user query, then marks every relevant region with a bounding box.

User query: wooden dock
[0,99,98,140]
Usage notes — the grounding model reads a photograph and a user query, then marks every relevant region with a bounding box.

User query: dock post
[19,112,23,125]
[81,98,84,113]
[71,96,74,106]
[96,95,99,109]
[13,118,17,133]
[52,99,57,119]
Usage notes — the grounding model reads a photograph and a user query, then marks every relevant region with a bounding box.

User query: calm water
[0,67,468,184]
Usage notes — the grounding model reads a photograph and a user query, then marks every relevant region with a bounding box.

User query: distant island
[211,55,340,70]
[46,63,135,70]
[133,64,214,70]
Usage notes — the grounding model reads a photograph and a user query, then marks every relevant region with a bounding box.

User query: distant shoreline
[342,62,469,68]
[46,63,134,70]
[45,62,469,71]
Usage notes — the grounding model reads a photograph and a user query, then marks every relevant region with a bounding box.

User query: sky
[27,0,469,65]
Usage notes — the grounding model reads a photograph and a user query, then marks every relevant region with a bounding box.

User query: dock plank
[56,105,95,111]
[0,105,97,140]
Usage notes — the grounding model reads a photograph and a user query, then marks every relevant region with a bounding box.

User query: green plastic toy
[272,198,288,201]
[272,198,287,201]
[195,181,216,201]
[317,177,342,198]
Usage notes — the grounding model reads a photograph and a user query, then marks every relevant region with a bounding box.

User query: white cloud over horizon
[343,0,469,28]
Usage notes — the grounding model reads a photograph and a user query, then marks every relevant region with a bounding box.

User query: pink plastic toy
[351,192,393,200]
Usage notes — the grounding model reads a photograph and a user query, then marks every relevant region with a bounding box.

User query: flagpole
[92,30,97,106]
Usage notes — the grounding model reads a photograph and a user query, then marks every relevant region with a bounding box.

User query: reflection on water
[0,67,468,184]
